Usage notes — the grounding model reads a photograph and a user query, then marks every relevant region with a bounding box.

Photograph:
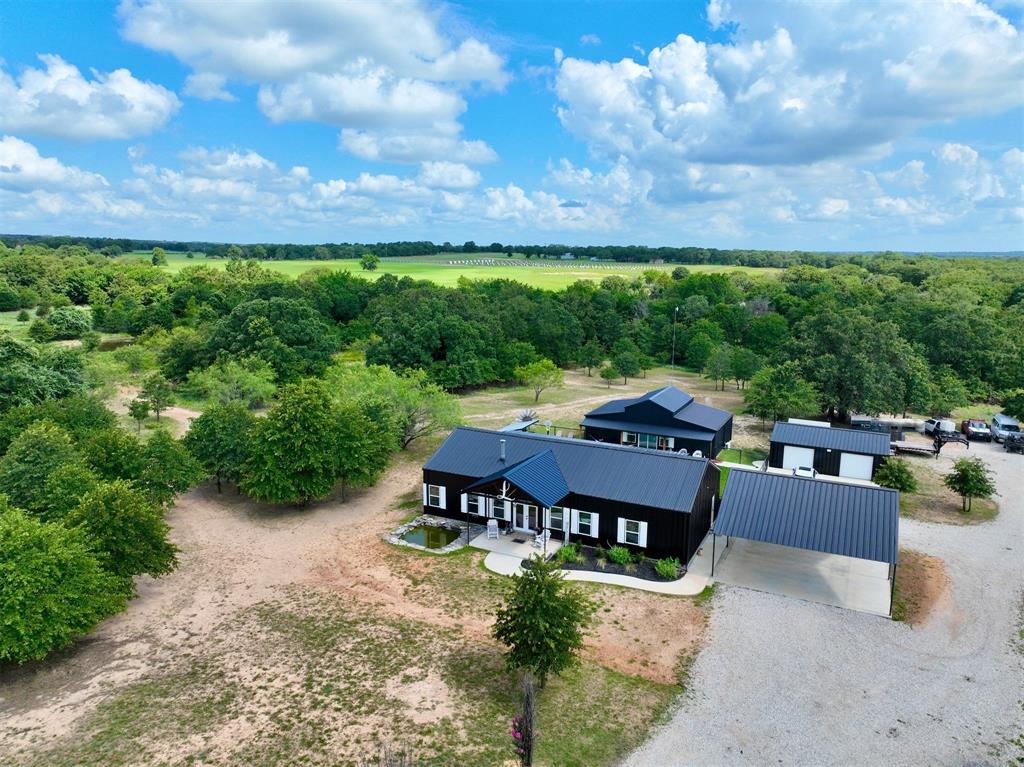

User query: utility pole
[670,305,680,368]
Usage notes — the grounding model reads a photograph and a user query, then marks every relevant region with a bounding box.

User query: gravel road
[624,440,1023,766]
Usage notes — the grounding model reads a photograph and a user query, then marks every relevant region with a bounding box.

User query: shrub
[48,307,91,340]
[607,546,631,565]
[35,303,51,318]
[113,344,156,374]
[555,542,578,564]
[27,318,54,342]
[80,331,102,351]
[874,458,917,493]
[0,421,82,514]
[594,546,607,561]
[0,502,127,663]
[655,557,681,580]
[16,309,30,322]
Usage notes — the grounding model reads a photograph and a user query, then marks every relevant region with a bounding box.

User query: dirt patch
[892,549,951,627]
[108,385,203,438]
[900,456,998,525]
[384,667,457,725]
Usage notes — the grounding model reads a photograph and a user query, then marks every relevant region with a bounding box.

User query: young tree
[703,344,733,391]
[141,373,174,421]
[599,365,620,388]
[359,253,381,271]
[730,347,763,389]
[943,457,996,513]
[334,402,395,500]
[0,502,127,663]
[28,318,54,342]
[685,332,715,369]
[874,458,918,493]
[515,359,565,403]
[927,367,970,417]
[0,421,82,513]
[492,556,595,686]
[612,350,641,384]
[744,362,821,429]
[183,357,277,408]
[138,430,204,506]
[184,401,257,493]
[577,340,604,376]
[151,247,168,266]
[47,307,91,340]
[66,481,178,584]
[127,398,150,433]
[16,309,30,322]
[241,379,350,504]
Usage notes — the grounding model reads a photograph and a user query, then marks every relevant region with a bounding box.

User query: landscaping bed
[551,543,683,583]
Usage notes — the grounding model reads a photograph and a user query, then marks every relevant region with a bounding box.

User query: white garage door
[782,445,815,470]
[839,452,874,480]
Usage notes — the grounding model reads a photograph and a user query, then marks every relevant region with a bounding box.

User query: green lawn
[717,447,767,465]
[124,251,779,290]
[0,308,32,338]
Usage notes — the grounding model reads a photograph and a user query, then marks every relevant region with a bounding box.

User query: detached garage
[768,421,891,481]
[712,470,900,616]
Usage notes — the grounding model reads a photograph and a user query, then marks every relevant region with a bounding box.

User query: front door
[513,503,537,532]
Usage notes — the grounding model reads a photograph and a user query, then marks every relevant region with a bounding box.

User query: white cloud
[182,72,235,101]
[417,161,481,190]
[0,135,108,191]
[0,54,180,140]
[580,34,602,45]
[555,1,1023,170]
[818,198,850,217]
[338,128,497,165]
[119,0,505,162]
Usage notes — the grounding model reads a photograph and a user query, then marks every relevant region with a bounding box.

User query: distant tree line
[1,233,973,269]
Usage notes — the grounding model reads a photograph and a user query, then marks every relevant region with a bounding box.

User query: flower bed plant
[556,544,683,582]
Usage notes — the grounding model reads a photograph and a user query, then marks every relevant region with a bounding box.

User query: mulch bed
[557,545,681,583]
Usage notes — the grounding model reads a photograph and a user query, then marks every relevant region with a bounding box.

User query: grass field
[124,251,779,290]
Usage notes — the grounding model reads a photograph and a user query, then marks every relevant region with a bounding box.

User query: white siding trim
[460,493,467,515]
[570,510,579,534]
[422,482,428,506]
[617,517,626,543]
[438,486,447,509]
[638,521,648,548]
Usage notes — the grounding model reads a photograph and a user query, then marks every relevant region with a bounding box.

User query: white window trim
[466,493,485,516]
[617,517,647,547]
[545,506,566,531]
[572,510,599,538]
[427,484,444,508]
[491,498,511,521]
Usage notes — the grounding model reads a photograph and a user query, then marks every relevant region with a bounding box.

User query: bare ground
[892,549,951,626]
[107,385,202,437]
[0,436,705,766]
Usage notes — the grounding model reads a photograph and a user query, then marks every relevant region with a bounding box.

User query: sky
[0,0,1022,251]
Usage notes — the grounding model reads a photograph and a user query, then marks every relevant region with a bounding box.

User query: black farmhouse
[581,386,733,457]
[422,427,720,562]
[768,421,891,481]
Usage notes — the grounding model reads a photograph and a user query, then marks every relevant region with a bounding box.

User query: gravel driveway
[624,441,1023,766]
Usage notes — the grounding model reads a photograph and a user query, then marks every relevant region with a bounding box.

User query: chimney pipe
[499,439,506,462]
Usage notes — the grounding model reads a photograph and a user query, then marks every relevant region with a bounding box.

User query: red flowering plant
[511,714,534,766]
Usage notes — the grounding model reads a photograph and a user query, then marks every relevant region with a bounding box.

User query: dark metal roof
[498,418,538,432]
[715,471,899,564]
[425,427,712,513]
[466,449,569,508]
[579,416,715,443]
[584,385,732,431]
[770,422,892,456]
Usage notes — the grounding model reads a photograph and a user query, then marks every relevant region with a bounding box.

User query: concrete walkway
[480,536,719,596]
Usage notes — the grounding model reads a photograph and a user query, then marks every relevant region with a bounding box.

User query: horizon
[1,1,1022,251]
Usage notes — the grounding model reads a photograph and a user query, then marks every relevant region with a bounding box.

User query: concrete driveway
[713,538,892,616]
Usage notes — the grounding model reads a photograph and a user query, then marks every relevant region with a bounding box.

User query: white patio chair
[487,519,499,539]
[693,450,703,458]
[532,529,551,548]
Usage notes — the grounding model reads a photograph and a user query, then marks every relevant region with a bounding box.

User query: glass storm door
[513,503,537,531]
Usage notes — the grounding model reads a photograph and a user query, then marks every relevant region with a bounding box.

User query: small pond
[401,525,460,550]
[97,337,134,351]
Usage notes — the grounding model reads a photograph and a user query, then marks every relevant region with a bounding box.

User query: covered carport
[711,470,899,617]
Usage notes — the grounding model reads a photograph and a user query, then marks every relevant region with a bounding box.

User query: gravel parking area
[625,441,1024,766]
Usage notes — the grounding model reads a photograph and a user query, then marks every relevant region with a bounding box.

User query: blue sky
[1,0,1022,251]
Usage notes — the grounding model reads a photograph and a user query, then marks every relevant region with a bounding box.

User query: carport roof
[715,470,899,564]
[771,422,891,456]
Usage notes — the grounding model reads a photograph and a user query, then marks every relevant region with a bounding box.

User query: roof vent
[499,439,506,462]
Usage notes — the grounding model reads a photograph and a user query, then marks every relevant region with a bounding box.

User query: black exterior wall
[768,441,885,478]
[421,465,718,563]
[583,422,732,458]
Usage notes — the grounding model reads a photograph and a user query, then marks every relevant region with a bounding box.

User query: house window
[637,433,658,449]
[623,519,642,545]
[577,511,594,537]
[621,432,638,446]
[427,484,442,507]
[548,506,565,531]
[657,436,673,450]
[467,494,483,515]
[492,499,510,520]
